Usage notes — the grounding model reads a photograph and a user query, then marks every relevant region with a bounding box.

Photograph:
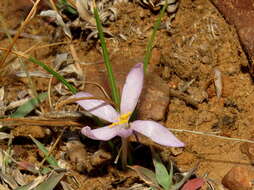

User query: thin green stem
[121,137,128,169]
[143,0,168,72]
[29,57,77,94]
[93,7,120,110]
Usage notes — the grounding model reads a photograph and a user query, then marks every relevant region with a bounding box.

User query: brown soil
[1,0,253,189]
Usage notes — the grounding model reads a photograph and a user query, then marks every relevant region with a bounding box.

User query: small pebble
[222,166,254,190]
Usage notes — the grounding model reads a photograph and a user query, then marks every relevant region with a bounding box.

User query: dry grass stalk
[0,118,83,127]
[0,0,42,72]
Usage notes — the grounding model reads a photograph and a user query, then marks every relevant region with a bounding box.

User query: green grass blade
[29,57,77,94]
[34,171,65,190]
[15,171,65,190]
[152,147,170,190]
[10,92,48,118]
[57,0,77,15]
[93,7,120,109]
[129,165,159,187]
[30,136,59,167]
[143,0,168,71]
[168,161,173,188]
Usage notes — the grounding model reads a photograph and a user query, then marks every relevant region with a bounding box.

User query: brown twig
[0,47,29,59]
[0,118,82,127]
[38,127,66,167]
[170,128,254,144]
[169,88,199,108]
[55,96,115,110]
[49,0,58,12]
[85,81,111,99]
[0,0,41,68]
[34,41,69,50]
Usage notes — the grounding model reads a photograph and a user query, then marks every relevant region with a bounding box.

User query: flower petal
[120,63,144,114]
[81,126,118,141]
[74,92,119,122]
[130,120,185,147]
[115,124,133,138]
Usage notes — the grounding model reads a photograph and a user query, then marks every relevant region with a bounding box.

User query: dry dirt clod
[90,149,112,167]
[240,141,254,164]
[222,166,254,190]
[65,140,93,173]
[66,140,112,173]
[12,125,50,139]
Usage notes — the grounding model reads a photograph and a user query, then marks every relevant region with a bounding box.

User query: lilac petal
[74,92,119,123]
[115,124,133,138]
[130,120,185,147]
[120,63,144,115]
[81,126,118,141]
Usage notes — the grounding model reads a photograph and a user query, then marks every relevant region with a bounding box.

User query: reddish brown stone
[222,166,254,190]
[211,0,254,74]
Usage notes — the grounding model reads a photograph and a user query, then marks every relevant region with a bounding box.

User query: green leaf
[170,164,199,190]
[34,171,65,190]
[143,0,168,71]
[29,57,77,94]
[30,136,59,167]
[15,184,33,190]
[15,171,65,190]
[10,92,47,118]
[168,161,173,188]
[152,148,170,190]
[93,6,120,109]
[128,165,160,189]
[41,167,52,175]
[57,0,77,15]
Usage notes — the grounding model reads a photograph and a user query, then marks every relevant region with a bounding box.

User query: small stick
[0,47,29,59]
[38,127,65,167]
[170,128,254,144]
[0,0,41,67]
[169,88,199,108]
[55,96,115,110]
[0,118,82,127]
[49,0,58,12]
[48,77,54,110]
[0,29,47,41]
[85,81,111,100]
[33,41,69,50]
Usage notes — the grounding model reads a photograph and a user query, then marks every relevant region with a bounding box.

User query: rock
[150,48,161,68]
[66,140,92,172]
[211,0,254,75]
[90,149,112,166]
[66,140,112,173]
[222,166,254,190]
[138,72,170,121]
[187,87,208,103]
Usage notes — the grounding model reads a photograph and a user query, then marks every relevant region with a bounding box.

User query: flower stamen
[110,112,132,127]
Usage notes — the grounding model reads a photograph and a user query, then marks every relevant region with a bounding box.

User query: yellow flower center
[110,112,131,127]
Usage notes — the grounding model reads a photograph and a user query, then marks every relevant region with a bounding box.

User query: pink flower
[75,63,184,147]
